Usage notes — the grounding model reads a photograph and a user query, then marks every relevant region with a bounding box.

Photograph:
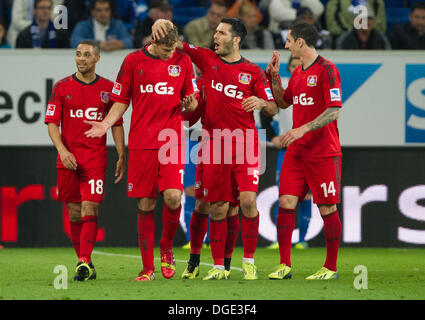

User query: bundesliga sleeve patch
[265,87,274,100]
[330,88,341,102]
[112,82,122,95]
[192,78,198,92]
[46,104,56,116]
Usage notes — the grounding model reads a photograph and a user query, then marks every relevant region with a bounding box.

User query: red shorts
[57,166,106,203]
[202,140,260,203]
[279,154,342,204]
[127,146,185,198]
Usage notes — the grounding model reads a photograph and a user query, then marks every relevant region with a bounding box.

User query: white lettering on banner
[253,184,425,245]
[140,82,174,95]
[211,80,243,99]
[342,185,388,243]
[398,185,425,244]
[406,78,425,130]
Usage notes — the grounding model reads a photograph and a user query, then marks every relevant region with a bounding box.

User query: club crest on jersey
[46,104,55,116]
[112,82,122,95]
[307,75,317,87]
[128,183,133,192]
[239,73,252,85]
[100,91,110,103]
[168,65,181,77]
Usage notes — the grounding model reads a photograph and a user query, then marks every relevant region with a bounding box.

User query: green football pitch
[0,247,424,300]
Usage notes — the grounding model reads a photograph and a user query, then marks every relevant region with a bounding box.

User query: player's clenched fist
[84,120,110,138]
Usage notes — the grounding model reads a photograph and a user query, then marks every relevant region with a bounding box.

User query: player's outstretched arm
[47,123,78,170]
[111,125,126,184]
[280,107,340,147]
[152,19,183,49]
[266,51,291,109]
[84,102,129,138]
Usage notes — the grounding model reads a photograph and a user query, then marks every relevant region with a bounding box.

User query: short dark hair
[91,0,111,9]
[412,1,425,12]
[289,21,319,48]
[78,40,101,55]
[34,0,52,10]
[220,17,247,48]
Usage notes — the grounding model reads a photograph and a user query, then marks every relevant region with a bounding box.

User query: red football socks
[137,210,155,271]
[322,210,341,272]
[159,204,181,250]
[277,207,295,266]
[241,213,259,259]
[79,215,98,264]
[189,210,209,255]
[209,218,228,266]
[70,220,82,258]
[225,214,240,259]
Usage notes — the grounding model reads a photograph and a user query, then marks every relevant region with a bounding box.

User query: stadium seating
[386,7,410,25]
[409,0,424,6]
[384,0,406,8]
[173,6,209,29]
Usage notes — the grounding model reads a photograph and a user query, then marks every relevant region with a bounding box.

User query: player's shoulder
[241,57,267,76]
[316,56,338,71]
[173,49,193,64]
[122,48,144,63]
[97,74,114,87]
[54,74,73,87]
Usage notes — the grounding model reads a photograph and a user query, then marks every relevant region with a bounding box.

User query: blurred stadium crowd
[0,0,424,50]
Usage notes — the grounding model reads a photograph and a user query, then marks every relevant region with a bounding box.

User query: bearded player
[45,40,126,281]
[84,24,198,281]
[266,22,343,280]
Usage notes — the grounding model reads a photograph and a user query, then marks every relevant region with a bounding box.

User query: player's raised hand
[114,156,126,184]
[181,93,198,112]
[152,19,173,40]
[59,149,78,170]
[280,127,307,147]
[242,96,266,113]
[84,120,109,138]
[266,51,281,77]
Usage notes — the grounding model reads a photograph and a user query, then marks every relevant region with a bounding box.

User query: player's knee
[195,199,210,214]
[67,203,81,221]
[210,201,228,220]
[239,194,257,214]
[164,190,182,209]
[279,196,297,209]
[81,202,99,217]
[318,204,337,217]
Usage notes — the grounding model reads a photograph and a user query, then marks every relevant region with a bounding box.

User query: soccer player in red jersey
[45,40,126,281]
[180,75,240,280]
[266,22,342,280]
[84,24,198,281]
[153,17,277,280]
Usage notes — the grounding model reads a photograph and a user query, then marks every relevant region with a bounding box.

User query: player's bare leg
[203,201,229,280]
[268,194,298,280]
[306,204,341,280]
[239,191,259,280]
[136,197,156,281]
[159,189,182,279]
[75,201,99,281]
